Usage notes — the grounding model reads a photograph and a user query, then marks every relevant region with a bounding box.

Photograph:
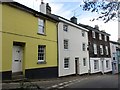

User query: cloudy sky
[14,0,118,41]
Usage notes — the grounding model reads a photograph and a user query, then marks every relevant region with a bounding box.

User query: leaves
[81,0,120,23]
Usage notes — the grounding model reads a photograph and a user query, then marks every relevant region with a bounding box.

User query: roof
[3,2,59,22]
[79,23,110,36]
[110,41,120,45]
[49,14,89,32]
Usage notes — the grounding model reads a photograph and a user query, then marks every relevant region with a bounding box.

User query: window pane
[82,31,85,37]
[64,40,68,49]
[92,31,95,38]
[94,60,99,70]
[64,58,69,68]
[38,18,45,34]
[63,24,68,32]
[38,45,45,62]
[83,58,86,66]
[82,43,86,51]
[93,44,97,54]
[38,26,44,34]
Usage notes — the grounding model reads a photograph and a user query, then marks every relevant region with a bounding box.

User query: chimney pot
[94,25,99,30]
[70,16,77,24]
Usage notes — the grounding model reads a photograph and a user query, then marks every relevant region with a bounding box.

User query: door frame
[101,60,104,74]
[75,57,79,75]
[12,42,25,75]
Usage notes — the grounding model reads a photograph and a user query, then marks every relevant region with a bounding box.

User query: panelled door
[12,46,23,73]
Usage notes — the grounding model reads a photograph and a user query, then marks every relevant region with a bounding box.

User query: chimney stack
[70,16,77,24]
[40,0,51,14]
[94,25,99,30]
[46,3,51,14]
[40,0,46,14]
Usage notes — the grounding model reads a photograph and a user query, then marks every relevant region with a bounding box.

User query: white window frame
[94,60,99,70]
[64,57,69,69]
[105,46,108,55]
[63,24,68,32]
[92,31,95,38]
[99,34,102,40]
[64,39,69,50]
[105,35,107,41]
[38,18,45,34]
[82,43,86,51]
[82,31,85,37]
[100,45,103,55]
[38,45,46,62]
[83,58,87,66]
[93,44,97,54]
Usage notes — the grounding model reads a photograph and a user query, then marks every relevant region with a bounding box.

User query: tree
[80,0,120,23]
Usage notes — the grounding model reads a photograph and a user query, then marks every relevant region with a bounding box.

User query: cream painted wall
[0,4,2,72]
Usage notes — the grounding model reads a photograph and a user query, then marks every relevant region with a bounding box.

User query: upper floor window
[82,43,86,51]
[38,18,45,34]
[92,31,95,38]
[99,34,102,40]
[63,24,68,32]
[64,39,69,50]
[38,45,46,63]
[82,31,85,37]
[100,45,103,55]
[105,35,107,41]
[64,57,69,69]
[105,46,108,55]
[93,44,97,54]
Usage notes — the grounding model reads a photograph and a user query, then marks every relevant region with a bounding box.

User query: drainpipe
[88,42,91,74]
[56,22,59,77]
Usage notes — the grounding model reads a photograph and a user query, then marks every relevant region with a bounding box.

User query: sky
[14,0,118,41]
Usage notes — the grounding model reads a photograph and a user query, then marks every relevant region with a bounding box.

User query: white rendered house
[57,16,89,77]
[110,41,119,74]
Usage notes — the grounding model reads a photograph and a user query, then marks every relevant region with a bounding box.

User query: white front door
[12,46,23,73]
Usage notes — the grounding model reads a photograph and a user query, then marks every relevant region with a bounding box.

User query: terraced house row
[0,1,119,80]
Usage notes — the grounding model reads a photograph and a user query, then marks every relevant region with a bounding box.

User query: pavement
[1,73,117,90]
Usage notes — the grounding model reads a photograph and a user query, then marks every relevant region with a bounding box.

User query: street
[61,74,119,89]
[2,74,119,90]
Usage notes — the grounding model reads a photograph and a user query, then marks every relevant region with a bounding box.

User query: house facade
[79,24,112,74]
[57,17,89,77]
[110,41,119,74]
[1,2,58,80]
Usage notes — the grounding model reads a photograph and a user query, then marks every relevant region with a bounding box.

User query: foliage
[80,0,120,23]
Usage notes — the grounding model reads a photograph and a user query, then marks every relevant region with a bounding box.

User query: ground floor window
[83,58,87,66]
[94,60,99,70]
[106,60,110,69]
[38,45,46,63]
[64,57,69,69]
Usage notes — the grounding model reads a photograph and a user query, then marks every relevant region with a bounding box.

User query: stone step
[12,74,25,80]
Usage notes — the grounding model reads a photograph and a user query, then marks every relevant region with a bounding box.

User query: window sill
[64,68,69,70]
[37,33,46,36]
[37,61,46,64]
[94,69,99,71]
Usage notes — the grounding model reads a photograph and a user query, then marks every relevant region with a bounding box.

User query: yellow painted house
[0,2,59,80]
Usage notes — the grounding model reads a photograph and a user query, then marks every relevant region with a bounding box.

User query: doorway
[12,45,23,74]
[101,60,104,74]
[75,57,79,75]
